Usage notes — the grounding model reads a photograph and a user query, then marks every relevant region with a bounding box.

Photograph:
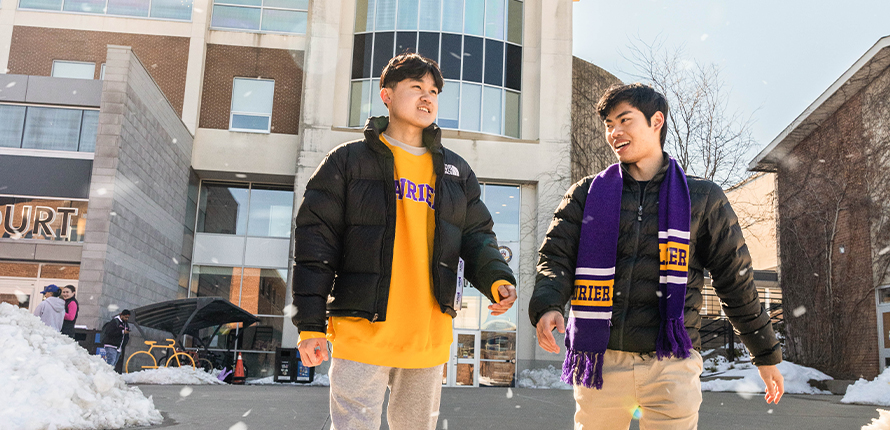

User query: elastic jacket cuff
[490,280,513,303]
[298,331,327,344]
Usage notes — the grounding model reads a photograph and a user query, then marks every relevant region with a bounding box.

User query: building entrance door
[878,286,890,371]
[0,278,38,312]
[445,331,480,387]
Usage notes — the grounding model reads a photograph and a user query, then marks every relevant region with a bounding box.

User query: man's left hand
[758,364,784,404]
[488,284,517,316]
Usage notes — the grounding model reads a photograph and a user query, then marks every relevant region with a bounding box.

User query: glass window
[375,0,396,31]
[484,39,503,86]
[396,0,418,30]
[22,107,82,151]
[219,0,261,6]
[212,5,262,30]
[261,9,307,33]
[349,80,371,127]
[438,80,460,129]
[507,0,522,44]
[197,183,250,235]
[150,0,193,19]
[440,33,462,80]
[192,266,241,301]
[372,31,395,78]
[62,0,105,13]
[419,0,440,31]
[239,268,288,315]
[505,43,522,91]
[230,78,274,133]
[0,105,26,148]
[100,63,106,80]
[51,61,95,80]
[355,0,374,32]
[441,0,463,33]
[460,82,481,131]
[462,36,483,83]
[482,86,501,135]
[504,90,520,138]
[483,184,519,241]
[880,287,890,304]
[240,316,284,351]
[370,79,387,117]
[106,0,150,17]
[453,288,481,329]
[18,0,63,10]
[417,32,440,62]
[79,110,99,152]
[396,32,417,55]
[352,34,374,79]
[263,0,307,8]
[247,186,294,238]
[463,0,483,36]
[484,0,504,40]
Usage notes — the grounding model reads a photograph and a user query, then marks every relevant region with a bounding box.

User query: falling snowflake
[792,306,806,317]
[179,387,193,397]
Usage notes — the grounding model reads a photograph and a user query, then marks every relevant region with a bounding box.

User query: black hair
[596,83,669,147]
[120,309,131,316]
[63,285,75,293]
[379,52,444,93]
[52,289,61,297]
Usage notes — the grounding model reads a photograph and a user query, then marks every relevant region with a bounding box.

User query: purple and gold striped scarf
[561,158,693,389]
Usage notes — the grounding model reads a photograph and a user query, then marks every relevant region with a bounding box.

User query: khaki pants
[573,349,703,430]
[328,358,443,430]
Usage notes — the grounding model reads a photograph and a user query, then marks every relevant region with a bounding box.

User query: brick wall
[571,56,621,182]
[777,89,879,379]
[199,44,304,135]
[7,26,189,115]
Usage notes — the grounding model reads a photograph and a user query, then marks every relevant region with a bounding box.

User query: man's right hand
[536,310,566,354]
[297,337,330,367]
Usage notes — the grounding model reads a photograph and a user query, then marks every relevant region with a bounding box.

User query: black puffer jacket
[292,117,515,334]
[530,154,781,366]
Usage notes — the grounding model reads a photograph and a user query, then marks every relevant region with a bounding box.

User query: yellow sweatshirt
[300,134,508,368]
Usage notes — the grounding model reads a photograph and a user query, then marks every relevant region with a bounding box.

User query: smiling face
[381,72,439,130]
[603,101,664,166]
[61,288,74,300]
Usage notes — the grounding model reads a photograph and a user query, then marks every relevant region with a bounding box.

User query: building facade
[0,0,575,383]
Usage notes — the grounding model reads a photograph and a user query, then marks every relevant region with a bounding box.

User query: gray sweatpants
[328,358,444,430]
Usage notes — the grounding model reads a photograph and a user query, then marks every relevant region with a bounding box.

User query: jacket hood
[363,116,443,154]
[45,297,65,312]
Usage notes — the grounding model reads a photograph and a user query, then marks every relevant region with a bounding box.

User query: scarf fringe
[655,317,694,360]
[561,349,605,390]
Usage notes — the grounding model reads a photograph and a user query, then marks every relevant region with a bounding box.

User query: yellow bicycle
[125,338,196,373]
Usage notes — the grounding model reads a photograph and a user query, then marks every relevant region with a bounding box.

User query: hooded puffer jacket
[530,154,782,366]
[292,117,516,334]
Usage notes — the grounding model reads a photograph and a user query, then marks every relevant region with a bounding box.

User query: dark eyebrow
[607,110,633,121]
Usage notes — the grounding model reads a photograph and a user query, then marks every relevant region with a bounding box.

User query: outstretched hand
[297,338,329,367]
[758,365,784,404]
[536,310,565,354]
[488,284,517,316]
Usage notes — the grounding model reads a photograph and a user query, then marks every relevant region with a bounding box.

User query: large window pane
[240,316,284,351]
[352,33,374,79]
[375,0,396,31]
[507,0,522,44]
[453,289,481,329]
[239,268,287,316]
[460,82,481,131]
[262,0,307,8]
[396,32,417,55]
[349,80,371,127]
[231,114,271,132]
[370,79,387,117]
[106,0,150,17]
[232,79,274,115]
[438,80,459,129]
[192,266,241,302]
[482,86,501,135]
[18,0,62,10]
[484,39,503,86]
[0,105,26,148]
[396,0,418,30]
[484,184,519,241]
[484,0,504,40]
[372,31,395,78]
[260,9,307,33]
[418,0,440,31]
[62,0,105,13]
[505,43,522,91]
[417,32,440,63]
[211,5,261,30]
[440,33,462,80]
[150,0,193,20]
[22,107,82,151]
[247,186,293,238]
[217,0,260,5]
[197,183,250,235]
[354,0,373,32]
[480,331,515,387]
[51,61,95,80]
[504,90,520,138]
[462,35,483,83]
[441,0,463,33]
[79,110,99,152]
[463,0,483,36]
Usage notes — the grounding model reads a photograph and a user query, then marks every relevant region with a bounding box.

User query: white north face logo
[444,164,460,176]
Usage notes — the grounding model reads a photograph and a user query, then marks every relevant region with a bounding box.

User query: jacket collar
[620,151,671,185]
[363,116,443,155]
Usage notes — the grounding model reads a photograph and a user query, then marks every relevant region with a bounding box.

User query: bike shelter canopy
[130,297,261,341]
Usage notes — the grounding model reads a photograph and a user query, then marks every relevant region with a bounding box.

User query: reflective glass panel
[375,0,396,31]
[457,333,476,358]
[463,0,483,36]
[197,183,250,235]
[418,0,440,31]
[232,79,274,114]
[396,0,418,30]
[106,0,150,17]
[504,43,522,91]
[453,289,481,329]
[462,35,483,83]
[260,9,307,33]
[192,266,241,302]
[455,363,474,385]
[504,90,520,138]
[354,0,373,32]
[482,86,501,135]
[396,32,417,55]
[507,0,521,44]
[880,288,890,304]
[417,32,440,62]
[211,5,262,30]
[349,80,371,127]
[51,61,95,80]
[0,105,26,148]
[460,82,481,131]
[441,0,463,33]
[150,0,193,20]
[62,0,105,13]
[0,293,30,310]
[437,80,459,129]
[484,0,504,39]
[485,184,520,241]
[22,107,82,152]
[352,33,374,79]
[240,317,284,351]
[370,79,387,117]
[217,0,260,5]
[231,114,271,132]
[79,110,99,152]
[239,268,288,315]
[18,0,63,10]
[372,31,395,78]
[247,186,293,238]
[262,0,307,8]
[484,39,503,86]
[439,33,462,80]
[479,331,515,386]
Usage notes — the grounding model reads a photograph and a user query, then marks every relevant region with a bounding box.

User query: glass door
[0,278,37,312]
[446,331,480,387]
[878,286,890,371]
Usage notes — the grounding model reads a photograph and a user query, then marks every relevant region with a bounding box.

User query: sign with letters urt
[0,197,88,242]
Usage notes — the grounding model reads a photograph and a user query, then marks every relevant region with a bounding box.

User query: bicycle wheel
[125,351,158,374]
[166,352,196,369]
[197,358,215,373]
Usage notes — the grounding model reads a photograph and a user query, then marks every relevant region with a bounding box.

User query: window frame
[209,0,309,35]
[229,77,276,134]
[51,60,96,80]
[17,0,194,22]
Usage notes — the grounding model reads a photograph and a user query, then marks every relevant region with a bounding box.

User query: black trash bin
[274,347,314,383]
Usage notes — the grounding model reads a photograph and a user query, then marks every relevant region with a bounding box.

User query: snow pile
[862,409,890,430]
[701,359,832,395]
[842,367,890,406]
[247,373,330,386]
[517,365,572,390]
[0,303,162,430]
[122,366,226,385]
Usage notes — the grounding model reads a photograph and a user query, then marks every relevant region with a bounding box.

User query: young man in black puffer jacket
[292,53,516,430]
[530,83,784,430]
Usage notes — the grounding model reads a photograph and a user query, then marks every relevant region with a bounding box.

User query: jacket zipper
[375,149,396,323]
[618,181,648,350]
[430,151,444,312]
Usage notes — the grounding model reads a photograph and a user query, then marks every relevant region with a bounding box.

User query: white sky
[572,0,890,161]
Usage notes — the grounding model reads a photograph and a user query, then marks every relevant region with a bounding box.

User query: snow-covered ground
[517,365,572,390]
[701,358,832,395]
[862,409,890,430]
[247,373,330,386]
[122,366,226,385]
[0,303,163,430]
[842,367,890,407]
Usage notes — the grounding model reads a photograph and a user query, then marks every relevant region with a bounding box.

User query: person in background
[101,309,131,369]
[33,284,65,332]
[60,285,79,338]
